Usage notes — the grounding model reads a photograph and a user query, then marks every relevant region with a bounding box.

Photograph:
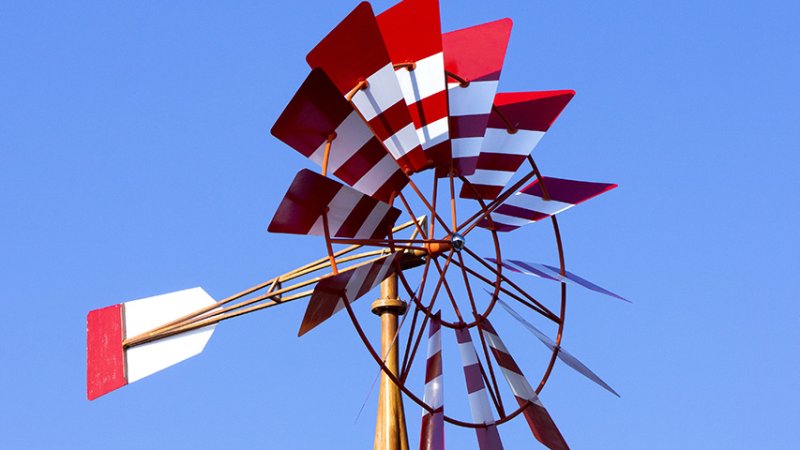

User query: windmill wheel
[86,1,628,449]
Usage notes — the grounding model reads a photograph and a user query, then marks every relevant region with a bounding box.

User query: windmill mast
[372,273,409,450]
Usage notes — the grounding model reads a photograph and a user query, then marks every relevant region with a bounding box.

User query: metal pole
[371,273,409,450]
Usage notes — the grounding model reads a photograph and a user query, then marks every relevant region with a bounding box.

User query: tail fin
[87,287,217,400]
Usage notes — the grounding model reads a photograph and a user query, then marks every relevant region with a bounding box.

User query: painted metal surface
[378,0,450,169]
[443,19,512,176]
[480,318,569,450]
[298,253,400,336]
[307,2,428,174]
[271,69,408,203]
[419,311,444,450]
[477,176,617,232]
[86,287,217,400]
[462,90,576,200]
[268,169,401,239]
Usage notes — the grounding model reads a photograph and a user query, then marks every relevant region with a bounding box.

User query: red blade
[271,69,408,203]
[454,327,504,450]
[268,169,401,240]
[461,90,575,200]
[477,176,617,232]
[378,0,450,168]
[491,258,630,302]
[495,298,619,397]
[480,318,570,450]
[307,2,428,174]
[298,253,400,336]
[420,311,445,450]
[443,19,512,176]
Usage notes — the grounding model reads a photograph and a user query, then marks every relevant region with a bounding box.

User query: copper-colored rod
[527,155,551,200]
[433,257,463,323]
[429,173,438,239]
[451,255,557,321]
[345,79,369,102]
[461,246,560,322]
[448,169,458,232]
[126,289,315,347]
[456,252,505,416]
[444,70,470,87]
[492,104,517,134]
[321,134,335,177]
[458,170,536,236]
[398,188,453,239]
[321,211,339,274]
[392,62,416,71]
[399,251,455,381]
[124,218,424,346]
[451,257,558,322]
[536,217,567,394]
[124,254,387,348]
[329,238,450,246]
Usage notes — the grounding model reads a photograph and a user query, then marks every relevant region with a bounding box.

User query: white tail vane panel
[86,287,217,400]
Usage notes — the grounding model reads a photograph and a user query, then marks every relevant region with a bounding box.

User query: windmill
[86,1,628,449]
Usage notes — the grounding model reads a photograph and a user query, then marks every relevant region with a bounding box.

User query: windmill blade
[495,298,619,397]
[454,327,504,450]
[307,2,428,174]
[271,69,408,203]
[477,176,617,232]
[268,169,401,240]
[443,18,512,176]
[377,0,450,168]
[479,318,569,450]
[420,311,445,450]
[461,90,576,200]
[86,287,217,400]
[299,253,400,336]
[491,258,630,302]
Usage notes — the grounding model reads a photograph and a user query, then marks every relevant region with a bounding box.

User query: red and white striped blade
[479,318,569,450]
[306,2,428,174]
[86,287,217,400]
[377,0,450,169]
[491,258,630,302]
[477,176,617,232]
[420,311,444,450]
[271,69,408,203]
[268,169,401,240]
[495,298,619,397]
[298,253,400,336]
[455,327,504,450]
[461,90,576,200]
[443,19,512,176]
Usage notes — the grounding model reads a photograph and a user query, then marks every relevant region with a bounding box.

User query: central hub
[451,233,466,252]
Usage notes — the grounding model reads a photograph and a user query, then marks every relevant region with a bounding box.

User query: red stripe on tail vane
[479,318,570,450]
[87,304,127,400]
[443,19,512,177]
[420,311,444,450]
[455,327,504,450]
[477,176,617,232]
[268,169,401,240]
[495,298,619,396]
[378,0,451,169]
[488,257,629,302]
[306,2,428,174]
[271,69,408,203]
[298,253,400,336]
[461,90,576,200]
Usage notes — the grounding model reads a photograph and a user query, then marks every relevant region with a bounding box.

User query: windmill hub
[450,233,466,252]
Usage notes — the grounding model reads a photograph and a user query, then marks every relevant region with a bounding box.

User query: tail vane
[86,287,217,400]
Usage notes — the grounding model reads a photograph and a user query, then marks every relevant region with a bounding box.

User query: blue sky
[2,1,799,448]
